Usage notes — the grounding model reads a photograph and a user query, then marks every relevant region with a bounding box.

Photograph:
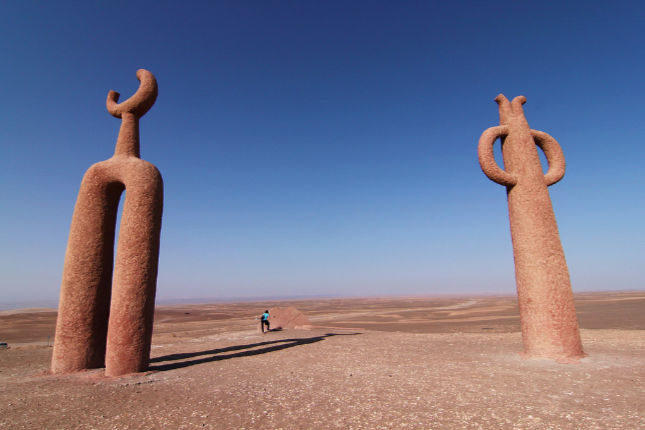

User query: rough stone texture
[52,69,164,377]
[264,307,312,331]
[478,94,584,361]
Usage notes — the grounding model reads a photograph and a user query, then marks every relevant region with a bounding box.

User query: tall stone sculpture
[52,69,164,377]
[478,94,584,361]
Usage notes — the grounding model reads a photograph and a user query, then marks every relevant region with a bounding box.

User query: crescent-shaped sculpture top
[106,69,158,119]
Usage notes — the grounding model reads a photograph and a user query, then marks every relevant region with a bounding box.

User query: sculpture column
[52,69,164,376]
[478,94,584,361]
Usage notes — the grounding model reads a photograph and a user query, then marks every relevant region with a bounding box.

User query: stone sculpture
[478,95,584,361]
[52,70,164,377]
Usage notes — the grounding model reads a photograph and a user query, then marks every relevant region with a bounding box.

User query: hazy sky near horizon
[1,1,644,304]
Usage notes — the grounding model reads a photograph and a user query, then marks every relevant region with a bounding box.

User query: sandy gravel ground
[1,293,644,429]
[1,328,644,429]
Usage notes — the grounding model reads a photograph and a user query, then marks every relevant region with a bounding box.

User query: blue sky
[1,1,644,305]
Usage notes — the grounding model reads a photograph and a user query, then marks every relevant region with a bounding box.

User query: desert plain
[0,291,644,429]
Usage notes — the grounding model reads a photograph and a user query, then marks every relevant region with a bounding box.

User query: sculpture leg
[105,177,163,376]
[52,177,123,373]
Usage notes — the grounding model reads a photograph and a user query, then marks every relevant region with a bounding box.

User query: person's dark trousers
[262,320,270,332]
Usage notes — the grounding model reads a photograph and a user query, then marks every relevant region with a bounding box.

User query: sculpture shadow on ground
[149,332,362,372]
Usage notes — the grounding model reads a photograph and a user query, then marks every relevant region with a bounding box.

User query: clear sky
[1,1,644,306]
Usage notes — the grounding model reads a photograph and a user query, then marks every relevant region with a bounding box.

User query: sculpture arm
[531,129,566,186]
[478,126,517,187]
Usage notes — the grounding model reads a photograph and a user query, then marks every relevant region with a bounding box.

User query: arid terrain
[1,291,644,429]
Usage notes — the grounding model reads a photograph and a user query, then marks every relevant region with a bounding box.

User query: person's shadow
[149,332,361,372]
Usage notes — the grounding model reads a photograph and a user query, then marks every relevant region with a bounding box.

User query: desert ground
[0,291,644,429]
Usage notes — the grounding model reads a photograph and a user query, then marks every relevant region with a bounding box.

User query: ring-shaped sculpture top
[106,69,158,119]
[478,126,566,187]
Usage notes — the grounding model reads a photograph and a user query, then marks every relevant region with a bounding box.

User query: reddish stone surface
[52,70,164,377]
[478,95,584,361]
[258,307,312,332]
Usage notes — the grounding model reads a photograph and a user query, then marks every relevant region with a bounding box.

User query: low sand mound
[267,306,311,330]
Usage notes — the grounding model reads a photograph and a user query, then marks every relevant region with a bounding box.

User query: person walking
[260,310,270,333]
